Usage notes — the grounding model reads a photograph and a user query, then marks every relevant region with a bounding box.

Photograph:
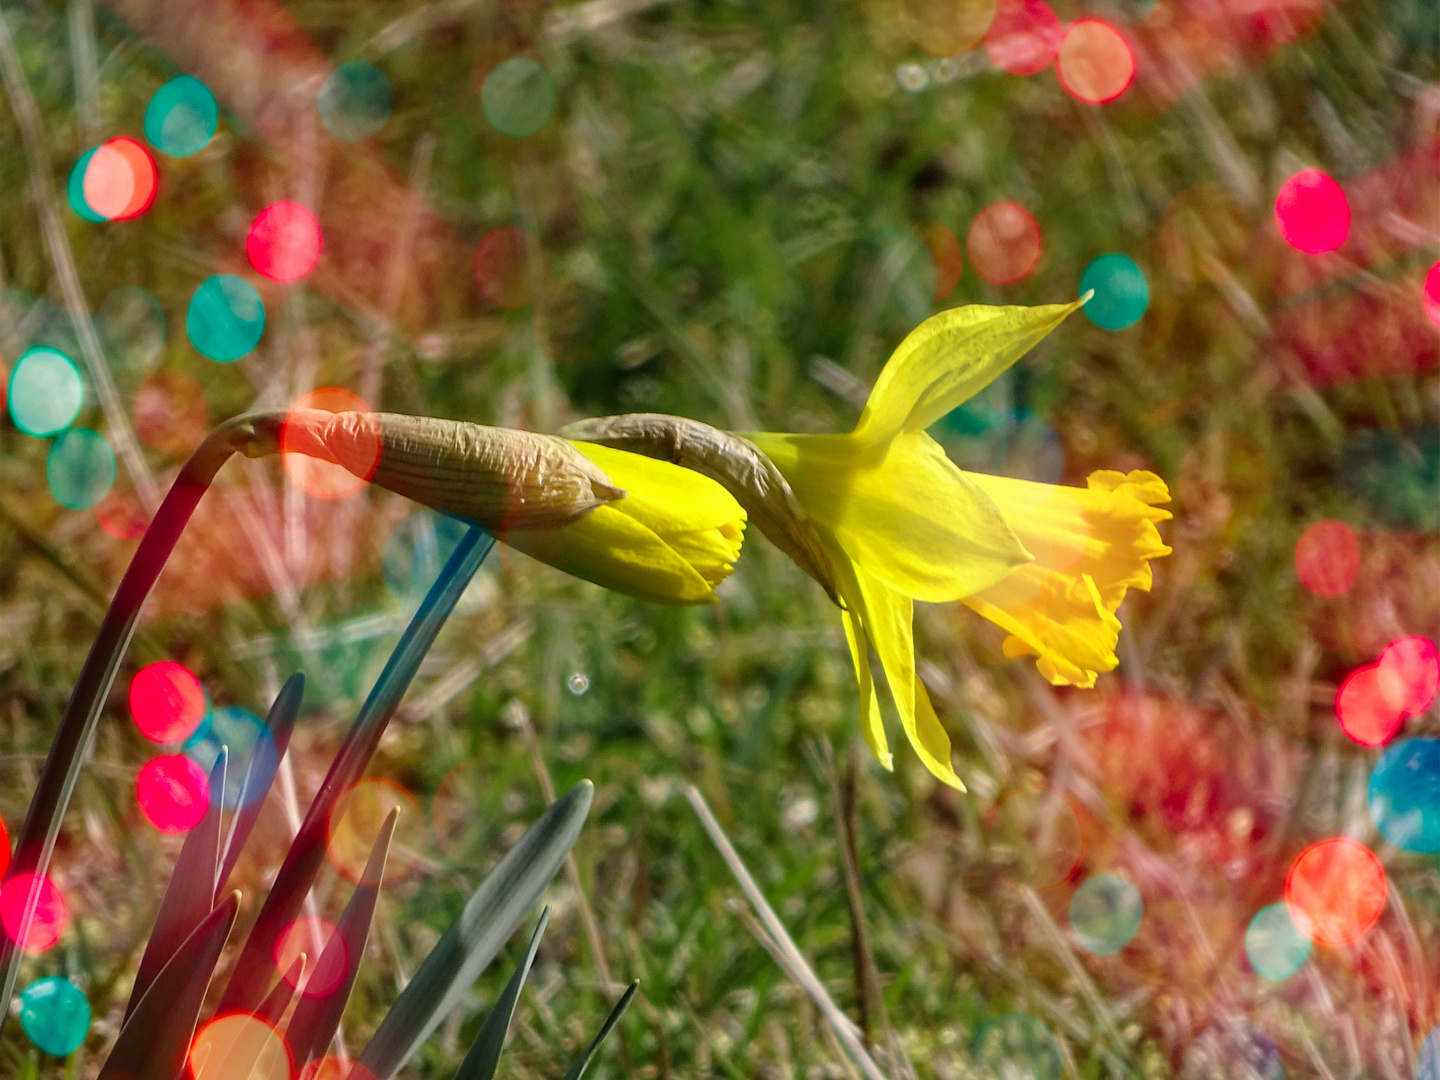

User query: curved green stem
[0,411,287,1026]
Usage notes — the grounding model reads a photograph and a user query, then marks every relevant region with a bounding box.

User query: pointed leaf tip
[353,781,592,1079]
[453,908,551,1080]
[560,981,639,1080]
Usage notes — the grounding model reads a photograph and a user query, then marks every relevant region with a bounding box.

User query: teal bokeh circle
[8,347,83,436]
[47,429,116,509]
[317,60,392,141]
[67,148,105,222]
[1080,253,1149,330]
[187,275,265,361]
[482,57,557,137]
[1244,903,1311,981]
[19,975,90,1056]
[1069,873,1143,955]
[145,75,219,156]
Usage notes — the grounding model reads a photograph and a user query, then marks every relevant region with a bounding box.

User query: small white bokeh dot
[897,63,929,92]
[567,672,590,695]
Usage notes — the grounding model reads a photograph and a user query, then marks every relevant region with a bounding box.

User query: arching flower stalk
[566,300,1173,791]
[0,407,745,1022]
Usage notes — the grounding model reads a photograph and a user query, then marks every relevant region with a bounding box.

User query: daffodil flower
[266,408,746,604]
[568,301,1172,790]
[747,301,1171,788]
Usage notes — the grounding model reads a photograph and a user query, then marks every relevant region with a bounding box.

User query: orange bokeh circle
[187,1013,291,1080]
[1284,837,1386,947]
[83,137,158,221]
[967,201,1041,285]
[326,777,424,884]
[894,0,997,56]
[919,222,964,301]
[281,387,378,500]
[1057,19,1135,105]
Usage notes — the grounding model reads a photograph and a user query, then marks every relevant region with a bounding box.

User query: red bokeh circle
[1293,519,1358,597]
[96,489,150,540]
[1275,169,1350,254]
[1284,837,1386,947]
[1336,664,1403,747]
[137,754,211,833]
[1423,262,1440,329]
[985,0,1063,76]
[129,661,207,744]
[1377,636,1439,717]
[274,916,348,997]
[0,873,67,953]
[247,201,323,282]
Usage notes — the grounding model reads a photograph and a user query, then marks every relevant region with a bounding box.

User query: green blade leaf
[453,908,551,1080]
[98,892,239,1080]
[287,808,399,1072]
[353,779,594,1080]
[217,672,305,901]
[560,982,639,1080]
[123,747,226,1022]
[217,527,494,1016]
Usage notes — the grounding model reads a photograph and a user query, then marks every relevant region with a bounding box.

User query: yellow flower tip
[505,440,748,605]
[1079,287,1096,306]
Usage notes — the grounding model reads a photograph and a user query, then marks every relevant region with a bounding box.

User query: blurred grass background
[0,0,1438,1075]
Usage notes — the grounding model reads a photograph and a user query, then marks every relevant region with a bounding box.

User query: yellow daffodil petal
[850,560,966,791]
[751,430,1030,603]
[961,469,1172,687]
[569,441,744,532]
[852,301,1085,446]
[505,440,746,604]
[507,503,720,604]
[827,539,893,770]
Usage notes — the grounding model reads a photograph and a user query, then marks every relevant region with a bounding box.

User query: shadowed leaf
[352,779,594,1080]
[0,418,256,1025]
[256,953,304,1029]
[217,672,305,901]
[453,908,551,1080]
[217,527,494,1016]
[98,892,240,1080]
[560,982,639,1080]
[124,747,227,1021]
[288,808,399,1071]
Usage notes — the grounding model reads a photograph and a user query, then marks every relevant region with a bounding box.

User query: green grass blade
[123,747,227,1022]
[97,892,240,1080]
[453,908,551,1080]
[287,809,399,1071]
[353,779,594,1080]
[217,672,305,900]
[559,982,639,1080]
[217,527,494,1016]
